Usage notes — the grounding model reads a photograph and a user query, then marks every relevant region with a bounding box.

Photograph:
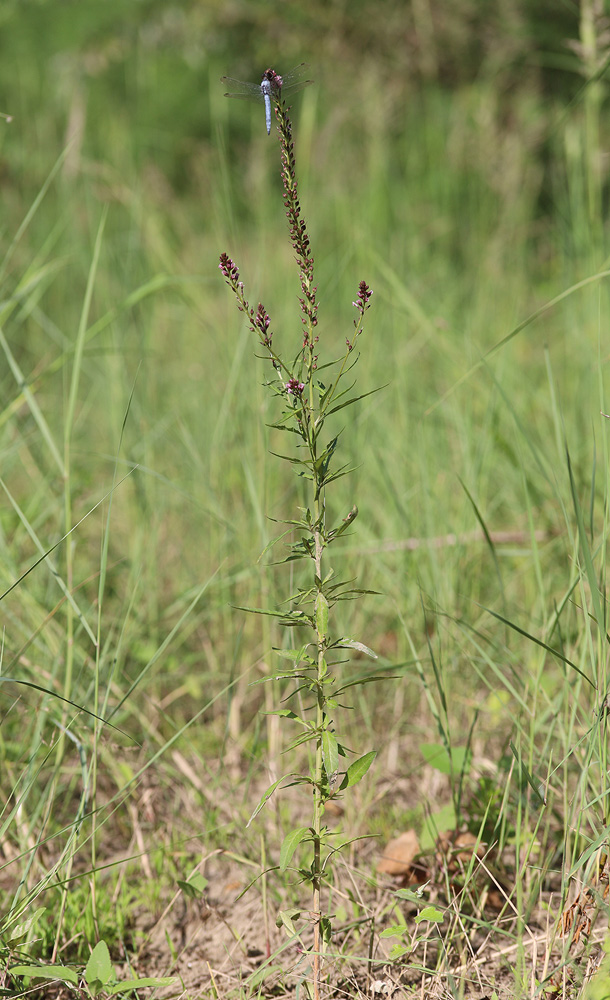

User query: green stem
[307,292,323,1000]
[312,484,325,999]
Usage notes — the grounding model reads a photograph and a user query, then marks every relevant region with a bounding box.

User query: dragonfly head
[261,68,283,94]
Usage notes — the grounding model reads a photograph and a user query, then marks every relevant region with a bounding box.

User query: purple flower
[219,253,240,284]
[286,378,305,396]
[352,280,373,314]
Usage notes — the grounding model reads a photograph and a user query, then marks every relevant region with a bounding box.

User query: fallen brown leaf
[378,829,420,877]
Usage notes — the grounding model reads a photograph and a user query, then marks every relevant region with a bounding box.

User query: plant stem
[220,90,373,1000]
[313,485,324,998]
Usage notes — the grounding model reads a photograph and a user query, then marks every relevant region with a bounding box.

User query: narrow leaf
[567,446,604,632]
[5,906,45,943]
[322,730,339,777]
[246,776,284,827]
[269,449,309,465]
[279,827,310,871]
[320,915,332,944]
[329,505,359,539]
[341,750,376,788]
[233,604,311,624]
[283,731,318,753]
[267,422,303,435]
[315,593,329,638]
[109,979,176,994]
[509,740,546,806]
[325,384,386,416]
[276,909,301,935]
[335,674,399,695]
[265,709,309,726]
[335,638,378,658]
[275,646,310,662]
[481,604,593,686]
[248,965,285,989]
[250,671,311,686]
[9,965,79,986]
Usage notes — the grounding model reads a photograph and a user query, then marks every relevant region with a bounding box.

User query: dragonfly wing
[220,77,264,101]
[278,63,314,96]
[281,78,314,97]
[220,66,313,103]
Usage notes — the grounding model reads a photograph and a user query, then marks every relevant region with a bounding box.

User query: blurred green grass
[1,0,610,983]
[0,6,606,744]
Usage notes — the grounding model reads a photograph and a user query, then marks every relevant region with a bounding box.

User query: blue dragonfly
[221,64,313,135]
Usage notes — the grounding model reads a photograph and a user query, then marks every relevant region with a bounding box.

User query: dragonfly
[221,63,313,135]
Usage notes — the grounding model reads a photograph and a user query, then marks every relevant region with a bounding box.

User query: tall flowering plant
[219,77,376,1000]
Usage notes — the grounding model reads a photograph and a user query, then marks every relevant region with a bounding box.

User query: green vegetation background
[1,0,610,973]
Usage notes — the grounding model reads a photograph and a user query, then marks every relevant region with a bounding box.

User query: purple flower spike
[353,280,373,315]
[286,378,305,396]
[219,253,240,283]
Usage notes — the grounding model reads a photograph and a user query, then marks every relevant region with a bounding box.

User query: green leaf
[509,740,546,806]
[420,802,457,851]
[85,941,113,989]
[275,646,312,662]
[177,872,208,898]
[314,436,338,477]
[481,604,591,685]
[248,965,285,989]
[278,615,314,628]
[379,924,407,939]
[109,978,176,994]
[265,709,309,725]
[246,775,285,827]
[283,730,318,753]
[251,670,312,686]
[414,906,444,924]
[267,422,304,436]
[388,942,412,960]
[566,446,605,634]
[333,587,382,598]
[394,886,426,902]
[321,464,353,488]
[328,506,359,540]
[9,965,79,986]
[322,730,339,777]
[320,915,333,945]
[276,908,301,935]
[4,906,46,943]
[420,742,470,777]
[334,638,378,658]
[420,742,451,775]
[315,592,329,637]
[282,774,315,788]
[325,384,386,417]
[335,674,399,696]
[234,604,312,626]
[341,750,376,789]
[280,827,310,871]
